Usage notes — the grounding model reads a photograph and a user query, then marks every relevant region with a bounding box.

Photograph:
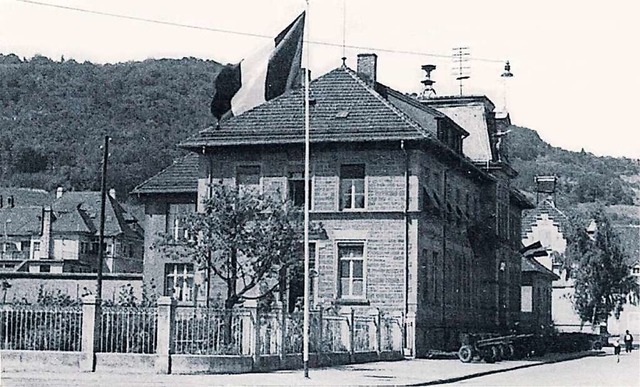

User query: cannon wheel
[458,345,474,363]
[481,346,497,363]
[592,340,603,350]
[492,345,503,361]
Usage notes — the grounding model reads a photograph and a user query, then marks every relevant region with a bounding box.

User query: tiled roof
[0,188,53,207]
[179,66,436,149]
[522,199,570,237]
[138,66,492,195]
[522,256,560,280]
[52,192,142,238]
[0,206,43,236]
[131,154,200,195]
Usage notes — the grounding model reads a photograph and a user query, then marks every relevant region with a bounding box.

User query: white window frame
[167,203,195,241]
[336,241,367,299]
[165,263,195,302]
[339,164,367,211]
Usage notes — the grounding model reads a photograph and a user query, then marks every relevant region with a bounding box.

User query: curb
[407,351,604,386]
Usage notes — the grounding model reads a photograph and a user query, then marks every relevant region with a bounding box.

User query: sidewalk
[0,350,604,387]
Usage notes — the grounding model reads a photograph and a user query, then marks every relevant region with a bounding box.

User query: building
[133,54,532,355]
[0,188,144,273]
[522,176,640,337]
[520,253,559,331]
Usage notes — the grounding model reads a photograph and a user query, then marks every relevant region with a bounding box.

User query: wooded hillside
[0,53,221,197]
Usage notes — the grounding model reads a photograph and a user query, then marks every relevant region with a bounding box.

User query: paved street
[0,350,618,387]
[457,348,639,386]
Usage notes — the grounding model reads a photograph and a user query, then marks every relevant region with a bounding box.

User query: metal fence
[321,313,349,353]
[0,300,404,359]
[174,307,247,355]
[381,313,400,351]
[98,305,157,354]
[283,311,321,354]
[353,315,375,352]
[0,304,82,351]
[258,311,280,355]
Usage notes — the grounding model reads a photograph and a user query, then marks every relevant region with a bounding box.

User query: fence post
[244,300,260,369]
[155,296,176,374]
[274,300,285,361]
[405,310,416,358]
[317,308,323,355]
[80,295,100,372]
[369,308,381,357]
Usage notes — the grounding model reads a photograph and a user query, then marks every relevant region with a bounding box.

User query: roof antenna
[418,64,437,99]
[341,0,347,67]
[452,46,471,95]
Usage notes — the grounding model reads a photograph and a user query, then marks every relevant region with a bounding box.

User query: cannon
[457,333,539,363]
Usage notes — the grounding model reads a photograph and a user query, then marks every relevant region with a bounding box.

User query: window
[339,164,365,210]
[288,166,312,208]
[521,286,533,312]
[338,243,365,298]
[236,165,261,195]
[167,203,194,241]
[165,263,194,302]
[633,266,640,275]
[33,241,40,252]
[40,265,50,273]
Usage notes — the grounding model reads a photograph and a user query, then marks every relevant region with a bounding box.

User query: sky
[1,0,639,159]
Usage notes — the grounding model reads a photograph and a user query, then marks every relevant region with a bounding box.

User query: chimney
[357,53,377,85]
[40,206,53,259]
[109,188,116,200]
[535,176,557,204]
[56,187,64,199]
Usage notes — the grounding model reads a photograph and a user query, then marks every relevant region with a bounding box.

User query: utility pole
[96,135,109,300]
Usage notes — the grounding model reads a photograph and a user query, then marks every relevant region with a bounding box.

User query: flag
[211,12,305,122]
[519,241,548,258]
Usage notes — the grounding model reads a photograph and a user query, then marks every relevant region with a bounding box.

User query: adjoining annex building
[133,54,533,356]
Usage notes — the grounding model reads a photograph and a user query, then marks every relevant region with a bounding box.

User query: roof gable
[52,192,141,238]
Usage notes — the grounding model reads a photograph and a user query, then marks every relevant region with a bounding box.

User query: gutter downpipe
[401,140,412,356]
[206,148,213,308]
[441,168,448,349]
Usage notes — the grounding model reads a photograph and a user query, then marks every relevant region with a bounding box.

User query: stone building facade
[133,54,532,355]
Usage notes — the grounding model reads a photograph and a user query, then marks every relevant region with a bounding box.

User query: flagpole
[303,0,311,379]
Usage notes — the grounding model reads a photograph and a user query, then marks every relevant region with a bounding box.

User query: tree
[159,184,314,311]
[566,207,639,327]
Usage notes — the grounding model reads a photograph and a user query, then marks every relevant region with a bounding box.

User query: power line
[15,0,504,63]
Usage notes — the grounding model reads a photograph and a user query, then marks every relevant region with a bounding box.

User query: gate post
[80,295,100,372]
[155,296,176,374]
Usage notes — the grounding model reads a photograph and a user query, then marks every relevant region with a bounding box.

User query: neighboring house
[133,54,532,355]
[0,188,144,273]
[522,177,639,337]
[520,253,559,331]
[521,176,581,332]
